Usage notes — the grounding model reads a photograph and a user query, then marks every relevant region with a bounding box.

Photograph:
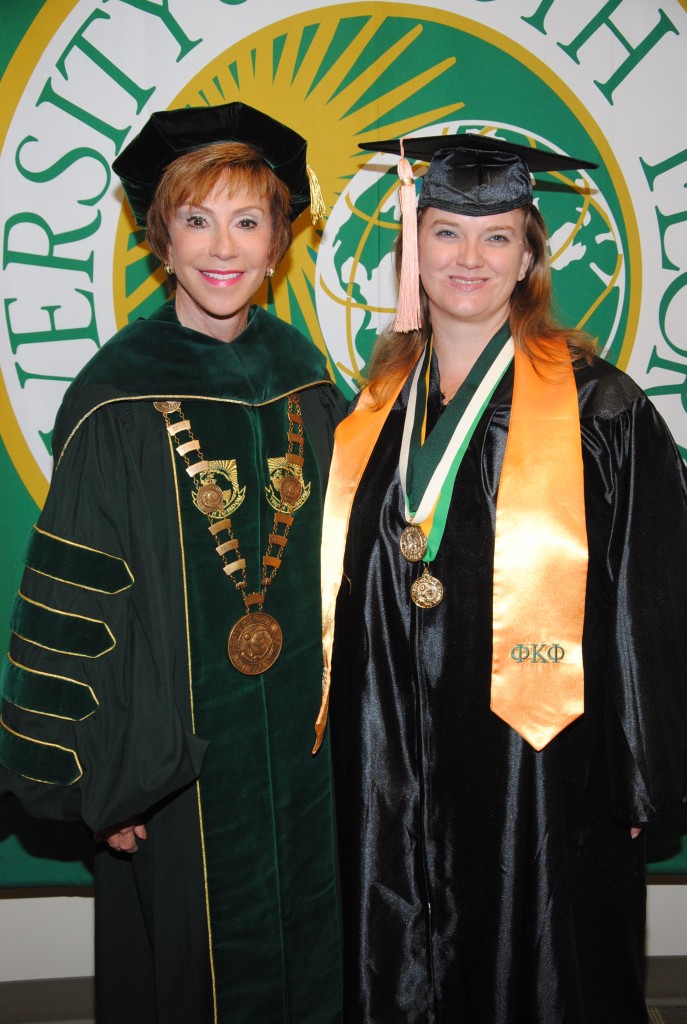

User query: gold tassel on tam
[392,152,422,333]
[306,164,327,224]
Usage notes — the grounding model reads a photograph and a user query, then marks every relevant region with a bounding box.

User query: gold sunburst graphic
[113,5,634,388]
[112,7,466,372]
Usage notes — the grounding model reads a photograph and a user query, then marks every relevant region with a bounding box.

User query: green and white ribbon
[399,324,514,561]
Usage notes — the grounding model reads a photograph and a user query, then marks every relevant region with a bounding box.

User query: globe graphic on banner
[316,121,624,394]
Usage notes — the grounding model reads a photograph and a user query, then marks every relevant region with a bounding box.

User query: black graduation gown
[1,302,344,1024]
[330,354,687,1024]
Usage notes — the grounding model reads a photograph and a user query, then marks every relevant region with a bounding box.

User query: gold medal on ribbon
[410,565,444,608]
[399,330,515,604]
[400,523,428,562]
[228,612,283,675]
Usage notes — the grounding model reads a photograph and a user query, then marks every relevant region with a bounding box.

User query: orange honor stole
[315,341,587,753]
[491,343,587,749]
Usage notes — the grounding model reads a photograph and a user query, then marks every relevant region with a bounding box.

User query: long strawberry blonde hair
[367,204,595,405]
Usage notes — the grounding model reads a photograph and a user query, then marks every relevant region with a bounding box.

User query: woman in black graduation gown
[0,103,342,1023]
[315,133,687,1023]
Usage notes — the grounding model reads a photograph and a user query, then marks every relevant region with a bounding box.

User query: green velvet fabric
[24,526,134,594]
[0,657,97,720]
[2,299,343,1022]
[55,302,331,463]
[177,396,339,1021]
[112,103,312,227]
[0,720,82,786]
[10,592,115,659]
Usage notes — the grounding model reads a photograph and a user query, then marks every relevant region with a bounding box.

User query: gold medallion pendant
[279,473,303,505]
[410,566,444,608]
[157,392,305,674]
[153,400,180,414]
[195,482,224,514]
[400,523,428,562]
[228,612,283,675]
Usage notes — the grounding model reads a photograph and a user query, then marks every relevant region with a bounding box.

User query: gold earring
[164,263,174,276]
[265,267,275,279]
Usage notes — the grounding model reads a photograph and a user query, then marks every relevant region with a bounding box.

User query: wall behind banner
[1,0,686,899]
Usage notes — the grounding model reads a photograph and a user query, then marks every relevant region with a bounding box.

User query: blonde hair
[146,142,292,266]
[368,204,595,405]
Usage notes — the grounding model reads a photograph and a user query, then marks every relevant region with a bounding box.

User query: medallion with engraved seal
[265,456,310,512]
[400,523,428,562]
[410,566,444,609]
[192,460,246,519]
[228,612,283,674]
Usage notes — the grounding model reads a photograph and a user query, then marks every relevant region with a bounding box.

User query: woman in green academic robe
[0,102,342,1024]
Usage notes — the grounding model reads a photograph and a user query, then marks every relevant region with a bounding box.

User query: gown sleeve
[598,392,687,822]
[0,398,208,833]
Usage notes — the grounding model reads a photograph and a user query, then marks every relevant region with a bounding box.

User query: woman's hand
[98,820,148,853]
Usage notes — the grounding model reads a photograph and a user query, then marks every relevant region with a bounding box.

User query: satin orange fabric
[314,381,406,752]
[315,342,587,752]
[491,343,587,749]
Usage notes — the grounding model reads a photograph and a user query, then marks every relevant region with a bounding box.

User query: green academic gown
[0,301,344,1024]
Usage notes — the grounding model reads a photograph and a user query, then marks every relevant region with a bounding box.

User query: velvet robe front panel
[330,355,687,1024]
[177,395,341,1023]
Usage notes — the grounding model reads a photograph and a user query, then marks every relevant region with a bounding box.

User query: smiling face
[166,183,274,343]
[418,207,532,337]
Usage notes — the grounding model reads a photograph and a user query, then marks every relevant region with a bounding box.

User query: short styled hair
[146,142,293,267]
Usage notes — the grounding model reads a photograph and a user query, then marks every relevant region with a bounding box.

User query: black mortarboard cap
[359,132,598,216]
[357,132,598,331]
[113,102,319,227]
